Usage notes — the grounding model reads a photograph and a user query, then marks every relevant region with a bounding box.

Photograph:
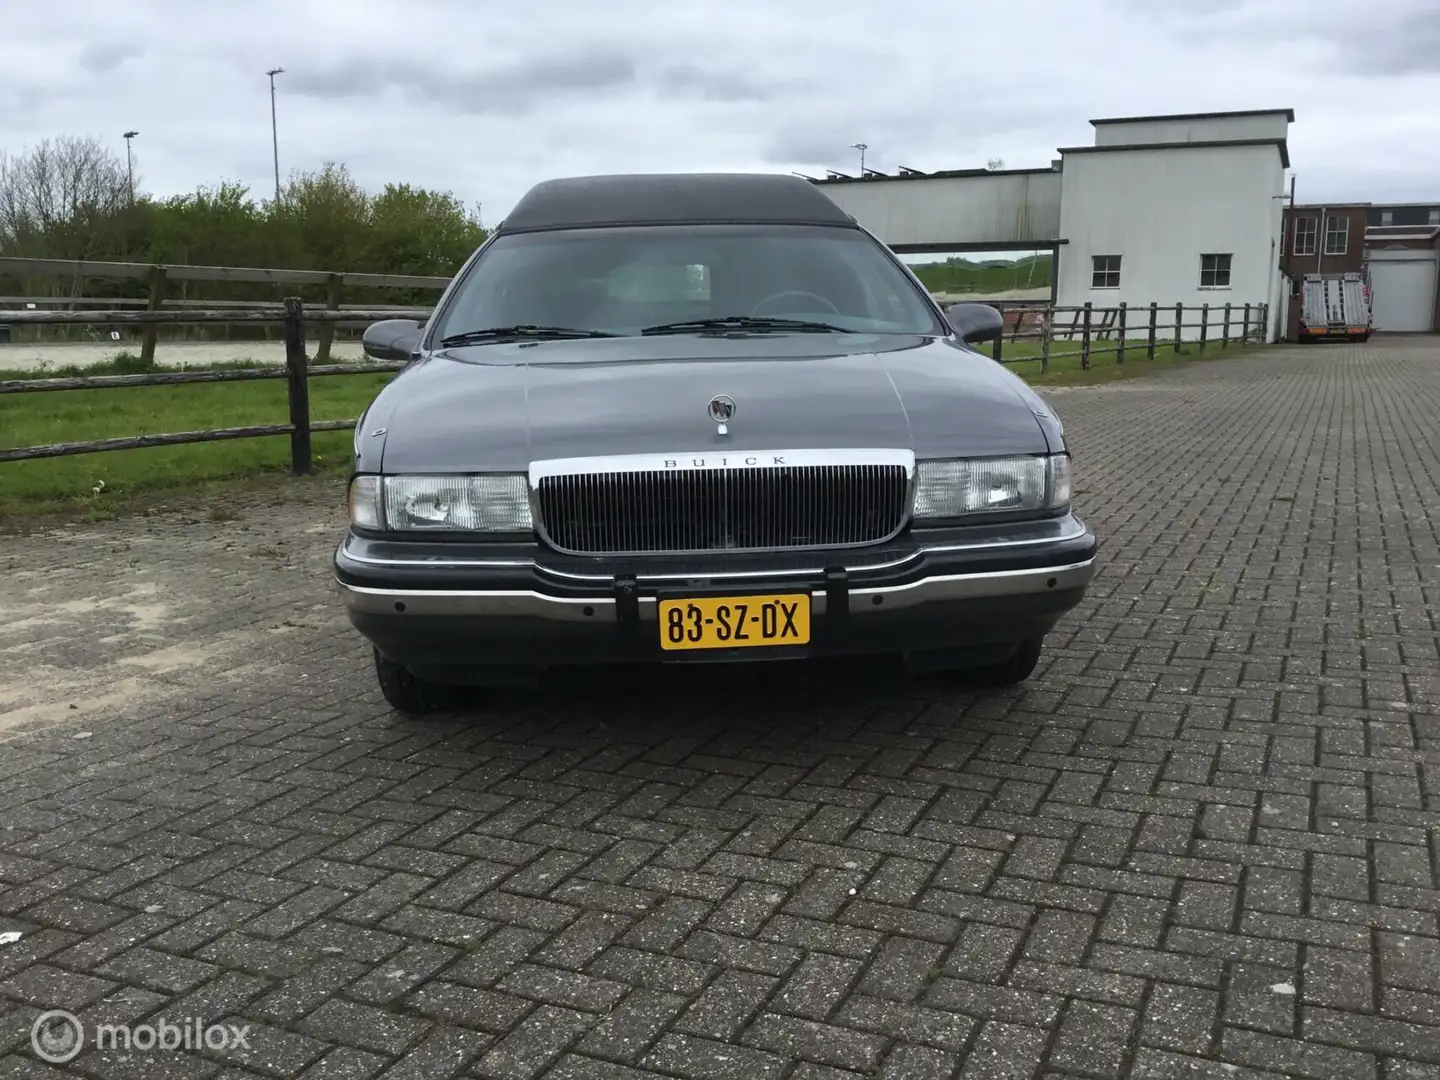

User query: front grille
[535,463,911,554]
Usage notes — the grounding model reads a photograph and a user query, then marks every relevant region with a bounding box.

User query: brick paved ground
[2,336,1439,1079]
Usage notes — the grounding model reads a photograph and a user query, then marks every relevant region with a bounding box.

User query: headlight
[348,474,533,532]
[912,454,1071,520]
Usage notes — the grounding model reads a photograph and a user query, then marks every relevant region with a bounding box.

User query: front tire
[374,649,449,715]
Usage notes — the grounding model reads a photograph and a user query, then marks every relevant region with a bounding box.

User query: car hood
[363,334,1056,474]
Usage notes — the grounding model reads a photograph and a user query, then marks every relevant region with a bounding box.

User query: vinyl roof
[497,173,856,234]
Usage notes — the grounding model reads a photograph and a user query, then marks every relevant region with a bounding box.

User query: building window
[1199,253,1232,289]
[1324,215,1348,255]
[1430,209,1440,226]
[1091,254,1121,289]
[1381,210,1394,226]
[1293,217,1316,256]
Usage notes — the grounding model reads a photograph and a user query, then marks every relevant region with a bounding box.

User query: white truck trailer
[1298,272,1372,342]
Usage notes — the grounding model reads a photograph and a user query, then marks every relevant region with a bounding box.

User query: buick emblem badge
[708,394,737,436]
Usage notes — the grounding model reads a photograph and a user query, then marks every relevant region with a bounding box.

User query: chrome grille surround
[529,449,916,556]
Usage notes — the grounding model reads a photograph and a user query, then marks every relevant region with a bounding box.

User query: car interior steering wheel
[750,290,842,316]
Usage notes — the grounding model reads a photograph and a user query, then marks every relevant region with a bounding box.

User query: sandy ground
[0,339,369,373]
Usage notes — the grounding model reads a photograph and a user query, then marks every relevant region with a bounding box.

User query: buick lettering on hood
[335,173,1098,713]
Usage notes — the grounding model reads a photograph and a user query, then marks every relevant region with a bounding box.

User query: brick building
[1280,201,1439,336]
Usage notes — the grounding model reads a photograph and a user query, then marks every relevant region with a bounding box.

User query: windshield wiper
[641,315,849,335]
[439,324,618,347]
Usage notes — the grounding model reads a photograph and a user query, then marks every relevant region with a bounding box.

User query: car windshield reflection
[430,223,946,344]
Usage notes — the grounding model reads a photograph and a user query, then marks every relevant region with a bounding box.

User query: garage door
[1370,258,1438,332]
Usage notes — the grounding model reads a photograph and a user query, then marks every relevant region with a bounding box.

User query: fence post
[316,273,343,363]
[1081,303,1093,370]
[284,296,312,476]
[139,265,168,364]
[1259,303,1268,343]
[1041,306,1053,374]
[1199,304,1210,352]
[1222,303,1232,348]
[1116,302,1127,365]
[1174,303,1183,353]
[1241,303,1251,345]
[1147,302,1158,360]
[991,315,1003,363]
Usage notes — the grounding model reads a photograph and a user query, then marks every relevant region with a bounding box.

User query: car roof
[496,173,858,235]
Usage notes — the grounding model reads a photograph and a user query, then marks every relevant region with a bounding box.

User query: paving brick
[495,963,627,1013]
[1142,982,1219,1055]
[957,1021,1047,1079]
[296,1047,389,1080]
[642,1033,787,1080]
[943,923,1023,982]
[93,946,219,993]
[669,970,774,1041]
[249,957,367,1023]
[404,982,533,1033]
[1050,999,1137,1077]
[854,936,941,1004]
[740,1012,888,1072]
[206,1017,330,1078]
[472,1004,594,1080]
[343,940,458,1005]
[576,987,687,1063]
[1222,1024,1377,1080]
[1304,945,1374,1012]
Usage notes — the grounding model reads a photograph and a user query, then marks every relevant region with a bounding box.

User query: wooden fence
[979,300,1270,371]
[0,300,404,471]
[0,255,449,363]
[1,298,1272,475]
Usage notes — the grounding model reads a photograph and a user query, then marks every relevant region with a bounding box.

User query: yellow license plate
[659,594,811,651]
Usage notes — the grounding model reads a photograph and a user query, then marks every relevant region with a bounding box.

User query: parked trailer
[1299,272,1371,342]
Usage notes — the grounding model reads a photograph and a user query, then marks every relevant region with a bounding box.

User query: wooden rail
[0,255,449,363]
[0,300,406,470]
[971,300,1271,371]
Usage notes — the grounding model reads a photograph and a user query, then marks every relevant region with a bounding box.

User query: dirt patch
[0,487,349,740]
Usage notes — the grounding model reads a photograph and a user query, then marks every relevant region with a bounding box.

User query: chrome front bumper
[336,558,1097,621]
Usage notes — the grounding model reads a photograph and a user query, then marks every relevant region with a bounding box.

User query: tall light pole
[266,67,284,204]
[851,142,868,175]
[122,130,138,204]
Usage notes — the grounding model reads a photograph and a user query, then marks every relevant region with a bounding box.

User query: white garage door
[1370,258,1438,332]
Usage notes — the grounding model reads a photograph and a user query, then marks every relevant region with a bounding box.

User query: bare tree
[0,135,132,263]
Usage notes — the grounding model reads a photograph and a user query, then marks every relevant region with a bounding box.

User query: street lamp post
[266,67,284,204]
[851,142,868,175]
[122,130,138,204]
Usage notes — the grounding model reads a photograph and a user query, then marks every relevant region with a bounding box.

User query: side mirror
[362,319,422,361]
[945,302,1004,344]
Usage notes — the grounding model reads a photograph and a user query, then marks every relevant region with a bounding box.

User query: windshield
[430,223,946,342]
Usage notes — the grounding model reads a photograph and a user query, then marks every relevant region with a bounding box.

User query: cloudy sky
[4,0,1437,228]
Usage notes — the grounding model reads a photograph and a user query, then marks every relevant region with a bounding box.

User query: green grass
[909,255,1053,295]
[0,353,393,520]
[979,336,1263,386]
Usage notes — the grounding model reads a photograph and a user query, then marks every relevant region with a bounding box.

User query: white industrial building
[810,108,1292,342]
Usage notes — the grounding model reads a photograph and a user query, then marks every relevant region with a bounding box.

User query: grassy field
[0,354,393,521]
[908,255,1053,295]
[1,337,1260,522]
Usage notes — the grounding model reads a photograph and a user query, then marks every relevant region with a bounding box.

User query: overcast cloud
[3,0,1436,232]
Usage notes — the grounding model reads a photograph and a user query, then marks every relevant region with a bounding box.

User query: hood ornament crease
[708,394,737,436]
